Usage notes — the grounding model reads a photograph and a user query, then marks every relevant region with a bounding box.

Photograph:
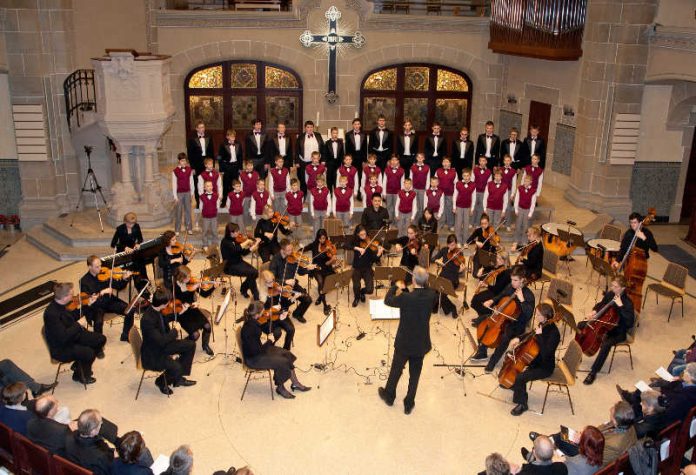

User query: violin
[270,212,290,227]
[446,247,466,267]
[474,266,506,296]
[161,299,185,316]
[97,266,138,282]
[257,307,282,325]
[360,238,381,252]
[235,232,256,244]
[267,282,297,299]
[514,240,538,265]
[407,237,422,254]
[482,226,501,248]
[287,251,312,268]
[476,293,521,348]
[170,242,195,259]
[65,292,95,311]
[184,277,219,292]
[319,240,337,259]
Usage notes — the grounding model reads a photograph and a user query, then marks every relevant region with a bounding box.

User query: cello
[476,293,521,348]
[574,292,622,357]
[615,208,656,314]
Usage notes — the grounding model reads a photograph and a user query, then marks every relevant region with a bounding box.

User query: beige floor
[1,186,695,475]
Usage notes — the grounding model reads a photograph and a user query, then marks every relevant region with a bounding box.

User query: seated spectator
[27,395,71,454]
[562,426,604,475]
[598,401,637,464]
[64,409,114,475]
[518,436,567,474]
[634,390,667,439]
[213,466,255,475]
[113,431,154,475]
[0,382,34,435]
[477,452,514,475]
[162,445,193,475]
[0,359,56,397]
[669,338,695,376]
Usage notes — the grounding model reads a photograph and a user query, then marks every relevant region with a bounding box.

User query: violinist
[240,301,310,399]
[158,231,189,289]
[109,212,147,286]
[582,276,635,386]
[269,240,315,324]
[471,266,535,374]
[432,234,466,318]
[470,251,511,326]
[173,266,215,356]
[254,204,294,263]
[344,225,385,307]
[306,229,336,316]
[389,225,424,285]
[514,226,544,282]
[80,256,137,341]
[466,213,499,276]
[506,303,560,416]
[220,222,260,301]
[258,270,295,350]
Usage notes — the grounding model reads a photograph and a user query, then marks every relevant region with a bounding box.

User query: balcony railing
[166,0,291,11]
[63,69,97,131]
[372,0,489,16]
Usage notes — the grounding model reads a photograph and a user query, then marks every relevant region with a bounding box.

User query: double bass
[615,208,656,314]
[574,293,621,357]
[476,293,521,348]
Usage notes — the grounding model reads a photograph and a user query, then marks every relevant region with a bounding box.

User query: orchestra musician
[80,255,137,342]
[581,276,635,386]
[344,225,385,307]
[506,303,560,416]
[470,251,511,325]
[254,204,294,263]
[173,266,215,356]
[417,207,438,235]
[515,226,544,282]
[140,287,196,395]
[258,270,296,351]
[220,222,260,301]
[466,213,499,276]
[269,239,315,324]
[432,234,467,318]
[389,225,425,285]
[240,301,311,399]
[158,231,189,289]
[109,212,148,287]
[306,229,337,316]
[471,266,535,374]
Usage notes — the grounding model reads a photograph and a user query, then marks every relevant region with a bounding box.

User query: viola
[360,238,380,252]
[319,240,337,259]
[446,247,466,267]
[482,226,501,248]
[257,307,282,325]
[574,293,621,357]
[474,266,506,296]
[170,242,195,259]
[407,237,422,254]
[270,212,290,227]
[267,282,296,299]
[287,251,312,268]
[235,232,256,244]
[65,292,95,311]
[161,299,185,316]
[184,277,219,292]
[476,293,521,348]
[97,267,139,282]
[514,240,538,265]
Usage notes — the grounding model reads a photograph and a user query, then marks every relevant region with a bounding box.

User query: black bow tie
[433,134,439,138]
[307,135,313,139]
[254,132,261,135]
[486,135,492,139]
[278,134,284,138]
[198,135,205,139]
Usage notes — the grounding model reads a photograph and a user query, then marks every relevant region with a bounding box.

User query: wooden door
[528,100,551,139]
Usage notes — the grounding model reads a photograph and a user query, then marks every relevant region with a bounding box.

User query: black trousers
[478,326,523,369]
[92,295,135,337]
[290,284,311,319]
[262,318,295,350]
[246,346,296,386]
[352,266,374,299]
[375,151,390,172]
[51,331,106,378]
[220,166,240,207]
[251,156,266,178]
[425,157,442,173]
[258,241,280,263]
[225,261,259,299]
[297,161,309,195]
[161,339,196,383]
[471,289,495,319]
[512,366,553,406]
[326,161,339,191]
[384,350,424,406]
[399,155,415,178]
[178,308,211,348]
[590,332,626,374]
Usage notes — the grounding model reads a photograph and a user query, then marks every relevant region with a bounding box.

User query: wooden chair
[0,422,16,473]
[128,326,169,400]
[547,278,575,344]
[52,454,93,475]
[642,262,688,322]
[599,224,623,241]
[12,432,54,475]
[325,217,344,237]
[534,251,559,299]
[656,421,681,473]
[426,0,442,15]
[41,327,87,393]
[235,327,274,401]
[607,312,639,374]
[587,253,615,300]
[674,405,696,466]
[612,453,632,475]
[536,341,583,415]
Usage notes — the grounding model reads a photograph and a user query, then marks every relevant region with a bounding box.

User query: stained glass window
[189,95,223,129]
[437,69,469,92]
[266,96,299,128]
[265,66,299,89]
[404,66,429,92]
[403,98,428,130]
[231,96,258,128]
[231,63,257,88]
[435,98,468,131]
[364,68,397,90]
[363,97,396,128]
[188,66,222,89]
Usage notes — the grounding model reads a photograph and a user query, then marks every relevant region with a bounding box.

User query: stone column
[565,0,657,218]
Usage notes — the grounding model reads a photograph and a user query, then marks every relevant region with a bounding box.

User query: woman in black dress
[388,225,424,284]
[110,212,148,289]
[466,213,499,276]
[240,301,311,399]
[306,229,336,315]
[254,205,293,263]
[158,230,189,289]
[173,265,215,356]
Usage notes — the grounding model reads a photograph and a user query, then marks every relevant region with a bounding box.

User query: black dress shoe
[352,298,359,307]
[203,345,214,356]
[615,384,631,402]
[404,401,415,415]
[32,382,58,397]
[520,447,531,462]
[276,385,295,399]
[360,293,366,302]
[291,383,311,392]
[120,333,129,342]
[156,383,173,395]
[72,374,96,385]
[511,403,528,416]
[240,290,250,299]
[529,431,540,442]
[378,387,394,407]
[314,296,322,306]
[470,351,488,361]
[484,364,494,374]
[583,373,596,385]
[294,315,307,324]
[96,351,105,359]
[174,378,197,387]
[323,304,331,316]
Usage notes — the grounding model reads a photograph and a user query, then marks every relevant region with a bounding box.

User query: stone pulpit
[92,50,175,227]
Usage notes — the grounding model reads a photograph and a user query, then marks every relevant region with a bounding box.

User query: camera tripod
[70,145,109,232]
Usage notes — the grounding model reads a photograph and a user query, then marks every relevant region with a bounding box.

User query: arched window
[185,61,303,143]
[360,64,472,141]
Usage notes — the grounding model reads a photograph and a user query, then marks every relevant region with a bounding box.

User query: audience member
[563,426,604,475]
[634,390,668,439]
[0,382,33,435]
[0,359,56,396]
[518,436,567,474]
[113,431,155,475]
[162,445,193,475]
[27,395,71,454]
[64,409,114,475]
[478,452,513,475]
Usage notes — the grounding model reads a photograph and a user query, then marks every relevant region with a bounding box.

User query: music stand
[477,249,497,269]
[374,266,407,297]
[207,286,240,376]
[322,269,353,317]
[433,322,483,395]
[423,232,439,249]
[428,273,457,316]
[313,309,337,371]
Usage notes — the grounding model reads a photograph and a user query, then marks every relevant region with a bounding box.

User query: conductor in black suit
[378,266,437,415]
[186,120,215,207]
[140,287,196,395]
[475,121,501,168]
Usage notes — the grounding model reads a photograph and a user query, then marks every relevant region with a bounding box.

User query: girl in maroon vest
[250,179,271,224]
[240,160,260,229]
[336,155,359,198]
[332,175,354,234]
[382,155,405,220]
[172,153,195,236]
[453,168,476,246]
[304,152,326,191]
[225,179,245,231]
[309,175,331,236]
[472,156,492,225]
[500,154,518,231]
[285,178,304,237]
[360,153,383,202]
[410,153,431,217]
[483,169,510,229]
[363,173,383,205]
[435,157,458,230]
[395,179,417,237]
[197,157,222,198]
[425,175,444,221]
[198,180,219,252]
[512,173,538,247]
[523,154,544,197]
[268,155,290,211]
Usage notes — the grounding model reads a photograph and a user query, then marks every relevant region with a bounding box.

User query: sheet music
[369,298,400,320]
[655,366,676,382]
[318,311,335,347]
[634,380,651,392]
[215,290,232,324]
[151,454,169,474]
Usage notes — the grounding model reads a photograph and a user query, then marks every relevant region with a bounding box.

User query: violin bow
[271,205,290,237]
[108,245,117,293]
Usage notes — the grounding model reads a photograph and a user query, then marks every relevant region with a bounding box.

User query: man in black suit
[140,287,196,395]
[295,120,324,194]
[475,120,501,168]
[345,118,367,183]
[369,115,393,170]
[518,436,568,475]
[322,126,344,190]
[217,128,243,206]
[43,282,106,385]
[64,409,114,475]
[451,126,474,179]
[27,395,72,454]
[522,124,546,169]
[424,122,447,171]
[245,118,267,178]
[265,121,293,170]
[501,127,523,169]
[378,266,437,415]
[397,119,418,178]
[186,120,214,207]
